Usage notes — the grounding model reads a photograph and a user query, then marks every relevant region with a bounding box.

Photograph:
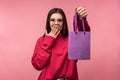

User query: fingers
[48,25,62,38]
[76,7,88,19]
[51,25,61,35]
[55,30,61,37]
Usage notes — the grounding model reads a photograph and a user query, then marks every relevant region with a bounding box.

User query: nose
[54,20,58,24]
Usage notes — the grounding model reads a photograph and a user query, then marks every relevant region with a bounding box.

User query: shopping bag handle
[73,13,86,34]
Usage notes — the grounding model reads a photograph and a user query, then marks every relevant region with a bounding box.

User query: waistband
[56,78,67,80]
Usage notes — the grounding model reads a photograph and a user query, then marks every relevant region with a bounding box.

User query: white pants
[57,78,67,80]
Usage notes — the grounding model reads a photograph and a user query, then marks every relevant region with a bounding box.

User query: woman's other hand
[76,7,88,20]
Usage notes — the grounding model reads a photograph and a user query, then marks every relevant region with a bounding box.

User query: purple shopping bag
[68,14,90,60]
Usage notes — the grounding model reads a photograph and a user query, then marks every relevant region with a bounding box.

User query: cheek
[50,22,54,28]
[49,22,63,29]
[50,22,54,25]
[60,23,63,27]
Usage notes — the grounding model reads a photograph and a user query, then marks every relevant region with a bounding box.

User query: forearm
[31,36,55,70]
[77,18,90,31]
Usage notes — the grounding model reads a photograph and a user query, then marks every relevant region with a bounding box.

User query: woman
[31,7,90,80]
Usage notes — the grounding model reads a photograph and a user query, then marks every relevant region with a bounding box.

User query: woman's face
[50,13,63,30]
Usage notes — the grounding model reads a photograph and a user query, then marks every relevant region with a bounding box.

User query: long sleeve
[77,17,90,31]
[31,35,55,70]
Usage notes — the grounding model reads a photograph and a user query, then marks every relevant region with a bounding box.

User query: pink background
[0,0,120,80]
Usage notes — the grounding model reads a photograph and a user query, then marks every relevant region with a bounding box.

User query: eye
[57,19,63,22]
[50,18,63,23]
[50,19,55,22]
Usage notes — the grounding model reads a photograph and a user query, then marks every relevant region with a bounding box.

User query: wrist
[47,33,56,38]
